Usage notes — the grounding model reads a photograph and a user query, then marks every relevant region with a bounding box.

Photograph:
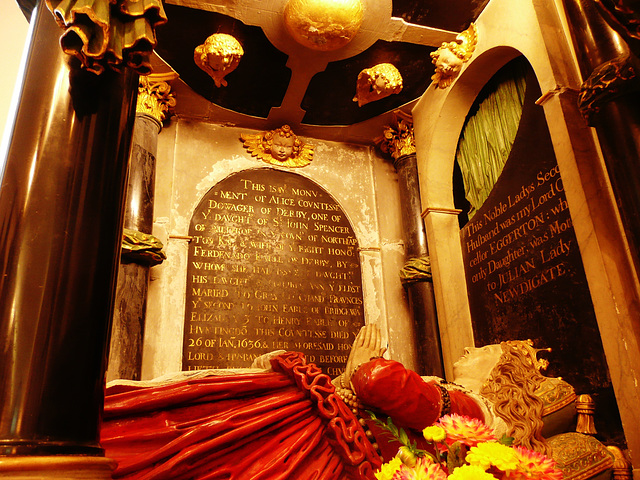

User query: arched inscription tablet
[183,168,364,376]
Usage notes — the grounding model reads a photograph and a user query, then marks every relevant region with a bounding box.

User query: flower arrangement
[370,413,563,480]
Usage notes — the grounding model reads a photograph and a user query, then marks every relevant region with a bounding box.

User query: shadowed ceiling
[154,0,490,142]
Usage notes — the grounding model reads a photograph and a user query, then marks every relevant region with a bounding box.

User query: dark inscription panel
[183,168,364,376]
[460,73,610,395]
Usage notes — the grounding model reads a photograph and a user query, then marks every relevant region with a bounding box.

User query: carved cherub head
[430,23,477,89]
[353,63,403,107]
[194,33,244,87]
[241,125,314,168]
[263,125,302,161]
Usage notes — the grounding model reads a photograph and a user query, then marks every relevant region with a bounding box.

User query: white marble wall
[142,119,415,379]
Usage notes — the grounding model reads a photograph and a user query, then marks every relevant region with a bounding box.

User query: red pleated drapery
[102,352,381,480]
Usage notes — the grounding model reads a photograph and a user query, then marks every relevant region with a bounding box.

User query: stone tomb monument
[459,72,623,444]
[183,168,364,376]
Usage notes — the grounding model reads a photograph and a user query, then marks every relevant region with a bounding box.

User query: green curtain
[456,59,528,218]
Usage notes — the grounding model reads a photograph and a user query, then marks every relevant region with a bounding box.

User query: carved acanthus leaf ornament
[377,111,416,162]
[136,75,177,124]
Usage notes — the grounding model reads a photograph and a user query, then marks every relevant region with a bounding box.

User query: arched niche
[413,46,525,378]
[413,0,640,458]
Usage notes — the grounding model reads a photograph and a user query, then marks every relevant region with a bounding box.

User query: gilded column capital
[376,111,416,163]
[136,75,177,125]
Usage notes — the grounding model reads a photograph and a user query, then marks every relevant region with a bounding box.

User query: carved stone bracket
[45,0,167,74]
[578,54,640,124]
[136,75,177,124]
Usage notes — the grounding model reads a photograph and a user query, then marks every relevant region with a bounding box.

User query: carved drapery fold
[455,59,527,218]
[121,228,165,266]
[102,352,381,479]
[399,256,432,285]
[45,0,167,75]
[595,0,640,51]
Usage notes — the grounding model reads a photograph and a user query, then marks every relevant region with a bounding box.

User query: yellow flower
[397,446,418,468]
[423,426,447,443]
[466,442,519,473]
[375,456,403,480]
[448,464,499,480]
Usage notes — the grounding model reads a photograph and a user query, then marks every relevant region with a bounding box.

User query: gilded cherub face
[372,74,389,93]
[270,134,295,161]
[434,47,464,77]
[206,52,235,72]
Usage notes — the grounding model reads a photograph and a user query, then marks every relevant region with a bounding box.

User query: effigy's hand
[342,324,386,388]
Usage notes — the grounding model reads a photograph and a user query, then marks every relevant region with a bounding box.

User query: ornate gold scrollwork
[136,75,177,124]
[376,110,416,161]
[353,63,403,107]
[578,55,639,124]
[241,125,314,168]
[548,433,615,480]
[430,23,477,89]
[45,0,167,75]
[194,33,244,88]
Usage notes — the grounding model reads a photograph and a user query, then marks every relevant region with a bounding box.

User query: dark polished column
[379,114,444,377]
[0,2,137,457]
[107,79,173,381]
[561,0,640,274]
[107,115,160,382]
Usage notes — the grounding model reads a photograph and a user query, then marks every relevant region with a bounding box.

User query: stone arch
[413,46,528,378]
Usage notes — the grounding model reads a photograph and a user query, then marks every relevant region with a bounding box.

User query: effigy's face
[453,344,502,382]
[271,134,295,161]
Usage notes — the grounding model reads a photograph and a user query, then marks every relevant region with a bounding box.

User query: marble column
[107,78,174,382]
[561,0,640,274]
[0,3,137,478]
[378,113,444,377]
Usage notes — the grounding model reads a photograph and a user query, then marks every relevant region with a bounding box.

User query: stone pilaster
[107,76,174,382]
[378,112,444,377]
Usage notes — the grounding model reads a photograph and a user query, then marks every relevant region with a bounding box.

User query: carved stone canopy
[45,0,167,75]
